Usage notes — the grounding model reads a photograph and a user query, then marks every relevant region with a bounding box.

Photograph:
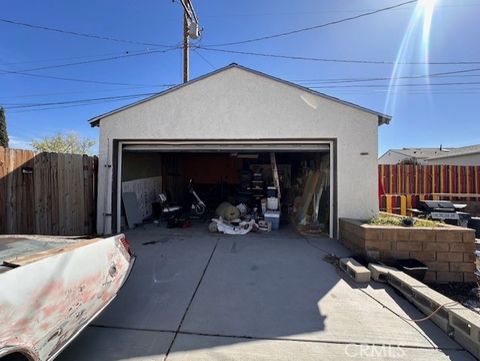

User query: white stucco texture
[95,65,382,235]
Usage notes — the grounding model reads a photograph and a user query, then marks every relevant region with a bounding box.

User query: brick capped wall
[340,218,476,283]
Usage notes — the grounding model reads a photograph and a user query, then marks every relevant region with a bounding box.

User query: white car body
[0,234,135,361]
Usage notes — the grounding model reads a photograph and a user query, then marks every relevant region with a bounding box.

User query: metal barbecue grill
[412,200,471,227]
[417,200,459,221]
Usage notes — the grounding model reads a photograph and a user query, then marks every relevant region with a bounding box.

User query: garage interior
[119,144,333,237]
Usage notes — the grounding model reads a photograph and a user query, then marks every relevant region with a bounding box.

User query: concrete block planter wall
[339,218,476,283]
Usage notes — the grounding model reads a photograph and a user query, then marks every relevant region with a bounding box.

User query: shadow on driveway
[58,224,475,361]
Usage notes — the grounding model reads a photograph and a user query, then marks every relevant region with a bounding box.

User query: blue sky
[1,0,479,154]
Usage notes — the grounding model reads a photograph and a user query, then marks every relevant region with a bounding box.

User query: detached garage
[90,64,390,238]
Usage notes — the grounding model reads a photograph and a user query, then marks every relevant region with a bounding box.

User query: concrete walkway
[58,224,474,360]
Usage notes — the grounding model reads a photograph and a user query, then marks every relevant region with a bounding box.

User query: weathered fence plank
[379,164,480,196]
[50,152,59,234]
[379,164,480,215]
[57,153,67,235]
[34,152,48,234]
[18,150,35,234]
[0,147,97,235]
[0,148,6,233]
[82,155,95,234]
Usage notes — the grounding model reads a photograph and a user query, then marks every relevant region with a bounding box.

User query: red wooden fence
[379,164,480,197]
[379,164,480,215]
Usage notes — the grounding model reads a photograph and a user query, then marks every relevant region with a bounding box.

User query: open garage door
[113,140,336,238]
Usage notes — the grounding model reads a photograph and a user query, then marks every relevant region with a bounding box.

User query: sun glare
[384,0,438,114]
[421,0,437,56]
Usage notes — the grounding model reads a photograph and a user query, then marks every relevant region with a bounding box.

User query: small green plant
[368,214,443,228]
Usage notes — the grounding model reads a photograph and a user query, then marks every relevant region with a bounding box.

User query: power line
[4,48,477,95]
[5,69,479,100]
[192,49,216,69]
[202,2,480,18]
[326,90,480,94]
[1,69,171,87]
[0,66,175,87]
[196,46,480,66]
[0,46,180,74]
[0,17,173,48]
[0,49,139,66]
[331,90,480,95]
[5,79,480,111]
[316,86,480,92]
[4,92,162,110]
[296,74,480,84]
[205,0,418,47]
[8,86,480,114]
[0,85,172,99]
[6,97,152,114]
[294,67,480,84]
[310,81,480,89]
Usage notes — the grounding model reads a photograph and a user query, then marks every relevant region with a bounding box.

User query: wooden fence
[379,164,480,215]
[379,164,480,197]
[0,147,97,235]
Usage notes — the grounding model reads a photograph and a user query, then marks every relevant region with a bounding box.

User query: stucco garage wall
[96,67,380,235]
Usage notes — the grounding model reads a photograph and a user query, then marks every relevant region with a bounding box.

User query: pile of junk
[207,153,283,235]
[151,152,330,236]
[208,152,330,236]
[154,176,281,235]
[209,192,280,235]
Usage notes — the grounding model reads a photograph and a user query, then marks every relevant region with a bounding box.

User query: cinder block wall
[340,219,476,283]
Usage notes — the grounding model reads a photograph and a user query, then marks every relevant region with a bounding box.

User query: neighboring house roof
[89,63,391,127]
[379,144,480,162]
[386,148,453,160]
[425,144,480,160]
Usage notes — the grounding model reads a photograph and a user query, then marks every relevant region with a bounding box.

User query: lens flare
[422,0,436,62]
[384,0,437,114]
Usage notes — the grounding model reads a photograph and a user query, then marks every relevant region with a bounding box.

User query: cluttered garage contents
[121,151,330,236]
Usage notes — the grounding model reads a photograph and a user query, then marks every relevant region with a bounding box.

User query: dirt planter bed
[339,217,476,283]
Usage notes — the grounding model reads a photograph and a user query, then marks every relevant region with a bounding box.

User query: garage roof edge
[88,63,392,127]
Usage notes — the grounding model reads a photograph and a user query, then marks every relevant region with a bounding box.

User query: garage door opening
[115,142,335,238]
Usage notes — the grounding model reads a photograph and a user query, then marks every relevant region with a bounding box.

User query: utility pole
[177,0,201,83]
[183,12,189,83]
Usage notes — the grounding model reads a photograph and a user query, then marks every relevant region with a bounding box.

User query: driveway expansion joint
[164,238,220,360]
[90,324,176,334]
[174,330,465,352]
[90,324,465,353]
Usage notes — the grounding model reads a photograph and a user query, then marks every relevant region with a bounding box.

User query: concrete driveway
[58,224,474,360]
